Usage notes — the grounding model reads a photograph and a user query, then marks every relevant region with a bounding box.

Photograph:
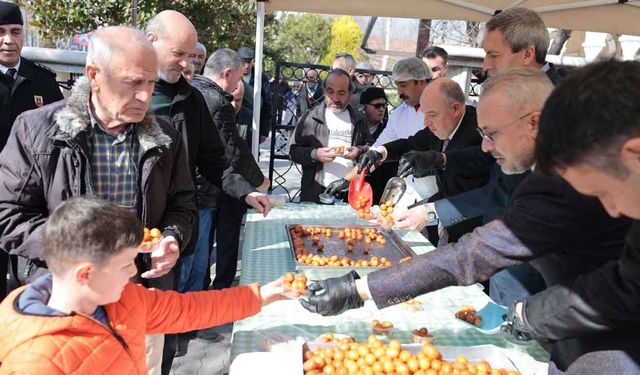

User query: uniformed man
[0,1,63,300]
[0,1,63,152]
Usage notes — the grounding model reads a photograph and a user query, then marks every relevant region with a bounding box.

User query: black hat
[360,87,387,105]
[237,47,254,60]
[0,2,22,26]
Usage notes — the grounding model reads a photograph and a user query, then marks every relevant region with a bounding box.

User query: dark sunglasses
[366,103,387,109]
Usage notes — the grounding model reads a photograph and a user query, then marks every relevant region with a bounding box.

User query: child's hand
[259,277,290,306]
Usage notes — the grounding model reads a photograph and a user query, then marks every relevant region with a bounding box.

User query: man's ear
[523,45,537,66]
[620,138,640,173]
[528,111,541,139]
[86,64,99,83]
[73,263,95,285]
[146,32,157,44]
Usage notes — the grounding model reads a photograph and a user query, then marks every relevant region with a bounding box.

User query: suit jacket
[433,64,562,229]
[383,106,490,241]
[0,57,64,151]
[296,81,324,116]
[366,171,632,371]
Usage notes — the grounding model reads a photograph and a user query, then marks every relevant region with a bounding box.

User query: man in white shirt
[289,69,372,202]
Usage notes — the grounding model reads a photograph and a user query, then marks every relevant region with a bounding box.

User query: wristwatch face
[426,211,437,222]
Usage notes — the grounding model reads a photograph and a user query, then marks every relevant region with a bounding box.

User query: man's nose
[481,137,493,153]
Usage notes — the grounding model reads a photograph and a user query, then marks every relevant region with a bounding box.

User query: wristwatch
[425,209,438,225]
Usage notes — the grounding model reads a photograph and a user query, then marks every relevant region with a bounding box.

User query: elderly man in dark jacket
[0,27,196,291]
[301,68,633,374]
[289,69,372,203]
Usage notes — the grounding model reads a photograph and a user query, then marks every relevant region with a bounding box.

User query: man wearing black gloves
[301,67,632,373]
[358,77,489,244]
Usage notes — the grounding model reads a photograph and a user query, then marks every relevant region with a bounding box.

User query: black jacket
[367,171,631,371]
[384,106,490,241]
[242,69,273,138]
[236,105,253,147]
[0,77,196,288]
[0,57,64,151]
[289,102,373,202]
[191,75,263,209]
[296,81,324,116]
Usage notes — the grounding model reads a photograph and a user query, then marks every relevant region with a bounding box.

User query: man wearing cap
[0,1,63,152]
[0,1,63,299]
[238,46,272,143]
[289,69,372,203]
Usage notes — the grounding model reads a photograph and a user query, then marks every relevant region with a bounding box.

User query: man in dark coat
[359,78,490,244]
[0,1,65,299]
[289,69,372,203]
[238,46,272,143]
[296,68,323,116]
[300,67,633,374]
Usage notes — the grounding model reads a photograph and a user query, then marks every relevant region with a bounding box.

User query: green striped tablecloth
[231,203,550,374]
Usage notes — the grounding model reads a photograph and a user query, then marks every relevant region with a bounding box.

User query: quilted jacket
[0,277,261,374]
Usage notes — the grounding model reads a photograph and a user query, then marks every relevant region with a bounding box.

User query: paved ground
[170,137,301,375]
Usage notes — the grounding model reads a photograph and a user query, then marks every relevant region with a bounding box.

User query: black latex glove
[299,270,364,316]
[357,149,383,174]
[324,178,350,197]
[500,300,534,341]
[397,150,446,178]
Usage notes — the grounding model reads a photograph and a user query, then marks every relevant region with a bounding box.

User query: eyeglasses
[476,111,534,143]
[366,103,387,109]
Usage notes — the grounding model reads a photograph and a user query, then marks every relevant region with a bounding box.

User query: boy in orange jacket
[0,197,287,374]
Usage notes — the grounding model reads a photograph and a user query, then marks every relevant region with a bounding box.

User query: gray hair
[204,48,242,76]
[334,52,356,69]
[486,8,550,65]
[436,78,466,105]
[356,61,373,70]
[195,42,206,54]
[87,26,150,69]
[392,57,431,82]
[480,67,553,113]
[144,15,166,38]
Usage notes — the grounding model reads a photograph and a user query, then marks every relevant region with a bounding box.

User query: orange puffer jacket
[0,281,261,374]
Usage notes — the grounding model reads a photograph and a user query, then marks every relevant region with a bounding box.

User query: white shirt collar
[0,59,21,76]
[447,109,466,141]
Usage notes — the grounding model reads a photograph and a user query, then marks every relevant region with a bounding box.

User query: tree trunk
[416,19,432,57]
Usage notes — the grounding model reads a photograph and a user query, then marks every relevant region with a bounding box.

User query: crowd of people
[0,1,639,374]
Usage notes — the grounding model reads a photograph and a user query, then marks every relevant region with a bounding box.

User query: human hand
[141,236,179,279]
[324,178,350,197]
[343,146,360,160]
[245,191,272,217]
[501,300,534,341]
[316,147,337,163]
[259,277,290,306]
[299,270,364,316]
[357,149,383,173]
[393,204,428,231]
[397,151,446,178]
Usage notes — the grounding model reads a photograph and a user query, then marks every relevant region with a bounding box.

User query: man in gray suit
[301,67,633,373]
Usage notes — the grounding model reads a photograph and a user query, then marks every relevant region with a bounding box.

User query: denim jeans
[179,209,213,293]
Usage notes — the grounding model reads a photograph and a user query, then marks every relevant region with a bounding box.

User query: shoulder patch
[32,62,57,77]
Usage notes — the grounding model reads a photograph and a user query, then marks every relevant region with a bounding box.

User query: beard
[158,66,181,84]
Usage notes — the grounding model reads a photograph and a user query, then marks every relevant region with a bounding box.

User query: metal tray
[286,224,416,279]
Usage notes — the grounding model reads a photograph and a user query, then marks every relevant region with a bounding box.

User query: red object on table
[348,169,373,210]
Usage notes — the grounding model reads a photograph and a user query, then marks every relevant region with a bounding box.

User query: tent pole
[251,0,266,160]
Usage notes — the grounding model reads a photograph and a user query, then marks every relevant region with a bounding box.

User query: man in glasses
[300,67,631,373]
[296,68,323,116]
